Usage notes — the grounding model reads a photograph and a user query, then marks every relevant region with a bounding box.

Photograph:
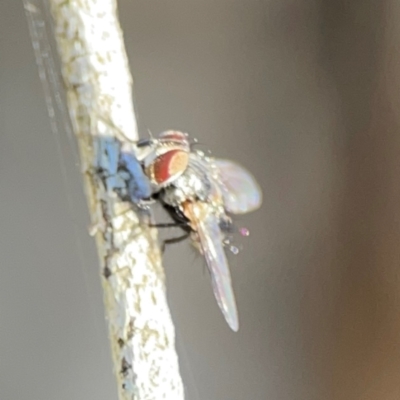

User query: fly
[133,130,262,331]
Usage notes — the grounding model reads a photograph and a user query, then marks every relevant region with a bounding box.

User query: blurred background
[2,1,400,399]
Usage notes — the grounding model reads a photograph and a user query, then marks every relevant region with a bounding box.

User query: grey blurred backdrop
[2,1,400,399]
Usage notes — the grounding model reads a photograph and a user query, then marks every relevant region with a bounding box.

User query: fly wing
[214,159,262,214]
[184,202,239,331]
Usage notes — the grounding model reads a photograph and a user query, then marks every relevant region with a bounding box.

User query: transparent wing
[214,159,262,214]
[184,202,239,331]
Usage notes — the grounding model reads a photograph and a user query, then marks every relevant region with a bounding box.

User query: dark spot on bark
[120,357,132,377]
[117,338,124,348]
[127,318,135,340]
[103,266,112,278]
[100,199,108,220]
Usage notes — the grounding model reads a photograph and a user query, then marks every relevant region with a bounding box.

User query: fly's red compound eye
[159,130,189,145]
[148,149,189,185]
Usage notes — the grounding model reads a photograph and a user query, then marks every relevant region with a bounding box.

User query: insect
[132,130,262,331]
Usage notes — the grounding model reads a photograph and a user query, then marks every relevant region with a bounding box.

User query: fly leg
[149,222,190,253]
[149,222,187,228]
[161,232,191,253]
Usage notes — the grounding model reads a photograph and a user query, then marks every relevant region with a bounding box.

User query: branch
[25,0,185,399]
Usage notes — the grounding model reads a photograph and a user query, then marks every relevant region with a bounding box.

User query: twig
[25,0,185,399]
